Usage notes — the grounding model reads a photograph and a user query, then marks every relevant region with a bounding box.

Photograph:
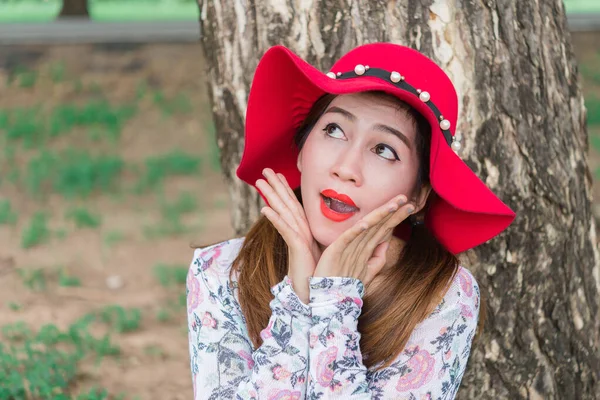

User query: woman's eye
[373,144,400,161]
[323,123,345,139]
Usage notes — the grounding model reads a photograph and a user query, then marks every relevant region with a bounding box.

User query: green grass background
[0,0,198,23]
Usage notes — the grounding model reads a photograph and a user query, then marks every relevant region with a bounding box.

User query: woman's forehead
[326,93,417,130]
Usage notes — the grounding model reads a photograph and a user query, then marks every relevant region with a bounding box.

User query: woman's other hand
[257,168,322,304]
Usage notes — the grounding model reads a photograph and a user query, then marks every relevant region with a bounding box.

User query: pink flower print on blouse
[261,319,274,340]
[444,349,452,361]
[316,346,338,387]
[395,349,435,392]
[309,333,319,349]
[457,268,473,297]
[199,244,223,272]
[267,389,302,400]
[201,311,217,329]
[187,268,203,313]
[238,350,254,369]
[460,302,473,318]
[272,364,292,381]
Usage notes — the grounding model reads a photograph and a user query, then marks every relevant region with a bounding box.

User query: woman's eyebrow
[324,106,412,150]
[324,106,357,122]
[373,123,412,150]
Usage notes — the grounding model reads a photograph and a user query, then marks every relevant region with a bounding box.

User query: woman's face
[297,92,430,248]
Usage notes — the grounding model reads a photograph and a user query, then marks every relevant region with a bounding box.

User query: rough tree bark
[58,0,89,18]
[198,0,600,398]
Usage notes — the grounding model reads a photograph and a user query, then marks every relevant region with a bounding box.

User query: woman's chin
[311,230,336,250]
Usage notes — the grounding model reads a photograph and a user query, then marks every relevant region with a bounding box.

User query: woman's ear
[414,183,432,213]
[296,151,303,173]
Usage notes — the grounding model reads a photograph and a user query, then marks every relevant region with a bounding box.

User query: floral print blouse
[186,237,480,400]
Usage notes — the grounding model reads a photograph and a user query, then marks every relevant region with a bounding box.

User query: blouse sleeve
[186,244,313,400]
[306,267,480,400]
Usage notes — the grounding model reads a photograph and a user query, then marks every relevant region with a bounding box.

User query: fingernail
[407,206,415,214]
[397,196,406,205]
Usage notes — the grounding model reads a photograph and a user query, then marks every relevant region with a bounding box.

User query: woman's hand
[257,168,322,304]
[313,194,414,288]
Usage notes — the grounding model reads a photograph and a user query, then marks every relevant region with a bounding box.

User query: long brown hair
[227,91,485,371]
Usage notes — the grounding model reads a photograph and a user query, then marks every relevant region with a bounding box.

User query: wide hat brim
[237,44,515,254]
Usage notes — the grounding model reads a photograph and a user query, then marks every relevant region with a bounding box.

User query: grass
[17,268,47,291]
[25,149,125,199]
[143,192,201,239]
[103,230,126,248]
[564,0,600,13]
[2,100,137,149]
[4,144,204,201]
[48,100,137,141]
[154,262,189,323]
[15,68,37,89]
[153,90,193,116]
[586,97,600,127]
[156,308,172,323]
[21,211,51,249]
[0,315,122,398]
[2,106,45,149]
[153,263,188,288]
[59,268,82,287]
[50,61,66,83]
[0,199,18,225]
[17,266,82,289]
[0,0,199,23]
[160,191,197,218]
[66,206,102,229]
[98,305,142,333]
[135,151,202,193]
[580,61,600,86]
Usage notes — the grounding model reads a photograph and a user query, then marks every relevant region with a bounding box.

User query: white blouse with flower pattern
[186,237,480,400]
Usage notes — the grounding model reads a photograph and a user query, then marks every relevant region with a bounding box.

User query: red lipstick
[320,189,359,222]
[321,189,357,207]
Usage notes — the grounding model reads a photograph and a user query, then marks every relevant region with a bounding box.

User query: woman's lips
[321,189,358,208]
[320,195,358,222]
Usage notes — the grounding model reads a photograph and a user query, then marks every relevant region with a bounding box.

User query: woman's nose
[331,148,363,186]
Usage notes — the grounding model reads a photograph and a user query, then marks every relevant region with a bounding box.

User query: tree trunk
[58,0,89,18]
[198,0,600,398]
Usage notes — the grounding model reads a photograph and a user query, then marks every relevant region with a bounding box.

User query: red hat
[236,43,515,254]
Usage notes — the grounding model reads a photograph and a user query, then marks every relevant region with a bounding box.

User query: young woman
[186,43,515,399]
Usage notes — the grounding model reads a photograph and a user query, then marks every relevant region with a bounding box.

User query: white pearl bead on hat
[451,140,462,152]
[440,119,451,130]
[419,91,430,102]
[354,64,366,75]
[390,71,401,83]
[326,72,336,79]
